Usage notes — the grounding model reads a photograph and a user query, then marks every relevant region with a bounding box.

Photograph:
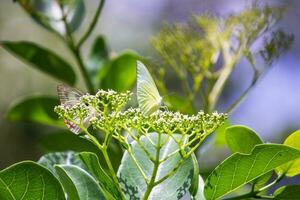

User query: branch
[77,0,105,48]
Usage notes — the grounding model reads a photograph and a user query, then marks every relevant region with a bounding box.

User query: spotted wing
[136,61,162,115]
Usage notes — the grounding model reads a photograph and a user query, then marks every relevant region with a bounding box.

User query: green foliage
[225,125,263,154]
[274,185,300,200]
[277,130,300,176]
[54,89,225,199]
[117,133,195,200]
[55,165,105,200]
[0,161,65,200]
[151,5,293,113]
[17,0,85,35]
[38,151,86,176]
[6,95,64,127]
[1,1,299,200]
[1,41,76,85]
[79,152,123,200]
[193,175,205,200]
[204,144,300,200]
[99,51,139,92]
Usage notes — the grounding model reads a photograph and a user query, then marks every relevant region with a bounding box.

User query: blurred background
[0,0,299,170]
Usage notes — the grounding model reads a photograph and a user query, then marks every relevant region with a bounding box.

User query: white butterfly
[136,61,162,115]
[57,85,94,134]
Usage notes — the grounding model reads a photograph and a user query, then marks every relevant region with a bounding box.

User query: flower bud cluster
[55,89,227,141]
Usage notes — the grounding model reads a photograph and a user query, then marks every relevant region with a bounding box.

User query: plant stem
[102,148,125,200]
[143,133,162,200]
[72,48,96,94]
[77,0,105,48]
[60,13,95,94]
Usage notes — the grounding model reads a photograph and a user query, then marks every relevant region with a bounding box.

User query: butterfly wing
[57,85,86,134]
[136,61,162,115]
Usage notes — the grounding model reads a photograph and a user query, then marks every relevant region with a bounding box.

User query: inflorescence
[55,89,227,149]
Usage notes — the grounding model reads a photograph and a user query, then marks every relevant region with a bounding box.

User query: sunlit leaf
[0,161,65,200]
[6,95,64,127]
[38,151,86,177]
[277,130,300,176]
[117,132,194,200]
[1,41,76,85]
[55,165,105,200]
[79,152,123,200]
[225,125,263,154]
[204,144,300,200]
[16,0,85,34]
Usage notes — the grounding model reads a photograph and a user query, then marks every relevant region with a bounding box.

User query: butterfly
[57,84,95,134]
[136,61,163,115]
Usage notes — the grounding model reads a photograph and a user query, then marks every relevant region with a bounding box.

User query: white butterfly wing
[57,85,87,134]
[137,61,162,115]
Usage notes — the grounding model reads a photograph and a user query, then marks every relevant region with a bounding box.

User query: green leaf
[274,185,300,200]
[164,95,195,114]
[38,151,86,177]
[253,171,272,191]
[1,41,76,85]
[79,152,123,200]
[87,35,109,88]
[117,132,194,200]
[17,0,85,34]
[189,154,200,197]
[55,165,105,200]
[39,131,101,153]
[204,144,300,200]
[6,95,64,127]
[0,161,65,200]
[277,130,300,176]
[225,125,263,154]
[214,120,231,146]
[99,50,139,92]
[193,175,206,200]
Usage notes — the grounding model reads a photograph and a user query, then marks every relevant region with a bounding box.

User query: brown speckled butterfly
[57,84,95,134]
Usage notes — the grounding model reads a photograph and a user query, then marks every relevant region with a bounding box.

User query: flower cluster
[55,89,227,147]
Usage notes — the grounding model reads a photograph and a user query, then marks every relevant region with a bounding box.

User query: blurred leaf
[55,165,105,200]
[117,132,194,200]
[0,161,65,200]
[260,30,294,65]
[17,0,85,34]
[6,95,64,127]
[38,151,86,177]
[225,125,263,154]
[204,144,300,200]
[164,95,194,114]
[274,185,300,199]
[79,152,122,200]
[1,41,76,85]
[40,131,101,153]
[277,130,300,177]
[99,50,139,92]
[87,35,109,88]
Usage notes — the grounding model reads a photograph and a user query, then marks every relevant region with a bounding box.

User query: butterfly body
[136,61,162,115]
[57,84,95,134]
